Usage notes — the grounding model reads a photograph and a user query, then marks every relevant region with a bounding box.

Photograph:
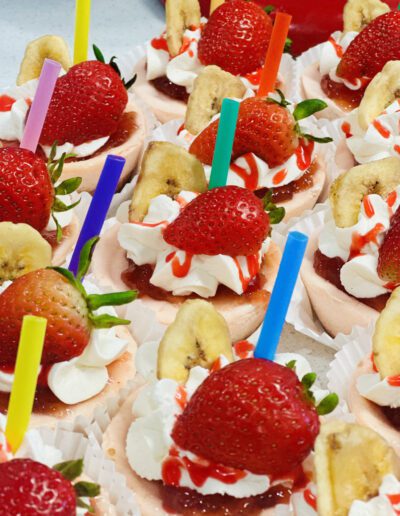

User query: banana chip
[17,35,71,85]
[157,299,233,383]
[185,65,246,135]
[166,0,201,57]
[343,0,390,33]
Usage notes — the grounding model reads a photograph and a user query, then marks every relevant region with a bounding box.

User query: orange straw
[258,12,292,98]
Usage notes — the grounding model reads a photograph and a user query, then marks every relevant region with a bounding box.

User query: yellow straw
[5,316,47,453]
[210,0,224,14]
[73,0,91,64]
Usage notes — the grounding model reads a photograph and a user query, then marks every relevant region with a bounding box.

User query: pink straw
[20,59,61,152]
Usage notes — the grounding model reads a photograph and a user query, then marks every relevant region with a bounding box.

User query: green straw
[208,98,240,189]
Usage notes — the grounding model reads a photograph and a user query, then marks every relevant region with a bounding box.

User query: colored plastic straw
[5,316,47,453]
[254,231,308,361]
[20,59,60,153]
[258,12,292,97]
[74,0,91,64]
[69,154,126,276]
[210,0,224,14]
[208,98,240,189]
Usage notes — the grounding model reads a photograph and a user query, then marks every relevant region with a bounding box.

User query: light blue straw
[254,231,308,361]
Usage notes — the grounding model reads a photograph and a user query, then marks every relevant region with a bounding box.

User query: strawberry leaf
[55,177,82,196]
[316,393,339,415]
[53,198,81,213]
[53,459,83,481]
[87,290,138,311]
[266,89,291,108]
[76,236,99,281]
[89,313,131,328]
[284,37,293,53]
[93,44,105,63]
[285,359,296,370]
[74,481,101,498]
[302,133,333,144]
[77,499,94,513]
[264,4,275,13]
[301,372,317,390]
[293,99,328,121]
[262,190,285,224]
[52,213,63,243]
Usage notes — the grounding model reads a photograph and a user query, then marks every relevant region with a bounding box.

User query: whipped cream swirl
[146,18,265,93]
[357,353,400,409]
[342,99,400,164]
[318,188,400,298]
[0,280,129,404]
[118,191,270,298]
[319,31,363,90]
[127,352,323,498]
[0,80,109,159]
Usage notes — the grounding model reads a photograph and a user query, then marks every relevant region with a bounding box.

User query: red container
[159,0,398,55]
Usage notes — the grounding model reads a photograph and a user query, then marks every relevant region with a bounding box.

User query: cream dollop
[127,352,323,498]
[0,81,109,158]
[118,191,270,298]
[146,19,266,93]
[357,355,400,409]
[342,100,400,164]
[0,280,129,404]
[349,475,400,516]
[318,189,400,298]
[319,31,362,90]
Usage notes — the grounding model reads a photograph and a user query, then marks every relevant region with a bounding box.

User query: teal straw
[208,98,240,189]
[254,231,308,361]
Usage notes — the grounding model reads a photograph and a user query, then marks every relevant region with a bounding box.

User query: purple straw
[20,59,61,153]
[69,154,126,276]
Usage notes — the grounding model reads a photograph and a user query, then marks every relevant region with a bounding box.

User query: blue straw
[208,98,240,189]
[254,231,308,361]
[69,154,126,276]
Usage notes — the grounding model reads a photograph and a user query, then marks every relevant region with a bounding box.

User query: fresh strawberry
[0,459,76,515]
[0,148,53,232]
[198,0,272,75]
[337,12,400,84]
[189,95,331,168]
[163,186,270,256]
[378,206,400,283]
[172,359,338,476]
[0,237,137,365]
[40,60,128,147]
[0,146,81,236]
[0,458,101,515]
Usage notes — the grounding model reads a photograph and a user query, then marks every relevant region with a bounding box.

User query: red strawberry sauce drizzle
[387,375,400,387]
[0,95,16,112]
[342,121,353,138]
[373,120,391,139]
[159,464,310,515]
[321,74,366,110]
[229,140,315,192]
[233,340,254,359]
[166,251,194,278]
[303,488,317,510]
[151,36,169,52]
[328,36,344,59]
[349,223,385,260]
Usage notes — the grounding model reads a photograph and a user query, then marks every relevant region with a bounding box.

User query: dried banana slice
[157,299,233,383]
[129,141,207,222]
[358,61,400,131]
[185,65,246,135]
[343,0,390,33]
[166,0,201,57]
[0,222,52,283]
[315,420,400,516]
[373,287,400,377]
[210,0,225,14]
[17,35,71,85]
[329,158,400,228]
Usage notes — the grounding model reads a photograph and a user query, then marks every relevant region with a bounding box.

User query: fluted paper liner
[18,427,140,515]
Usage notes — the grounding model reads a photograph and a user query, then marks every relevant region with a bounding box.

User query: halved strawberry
[0,237,137,365]
[198,0,273,75]
[189,94,331,168]
[337,12,400,85]
[172,359,338,477]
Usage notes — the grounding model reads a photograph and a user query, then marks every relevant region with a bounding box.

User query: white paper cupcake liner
[326,323,374,420]
[18,426,140,515]
[295,43,325,102]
